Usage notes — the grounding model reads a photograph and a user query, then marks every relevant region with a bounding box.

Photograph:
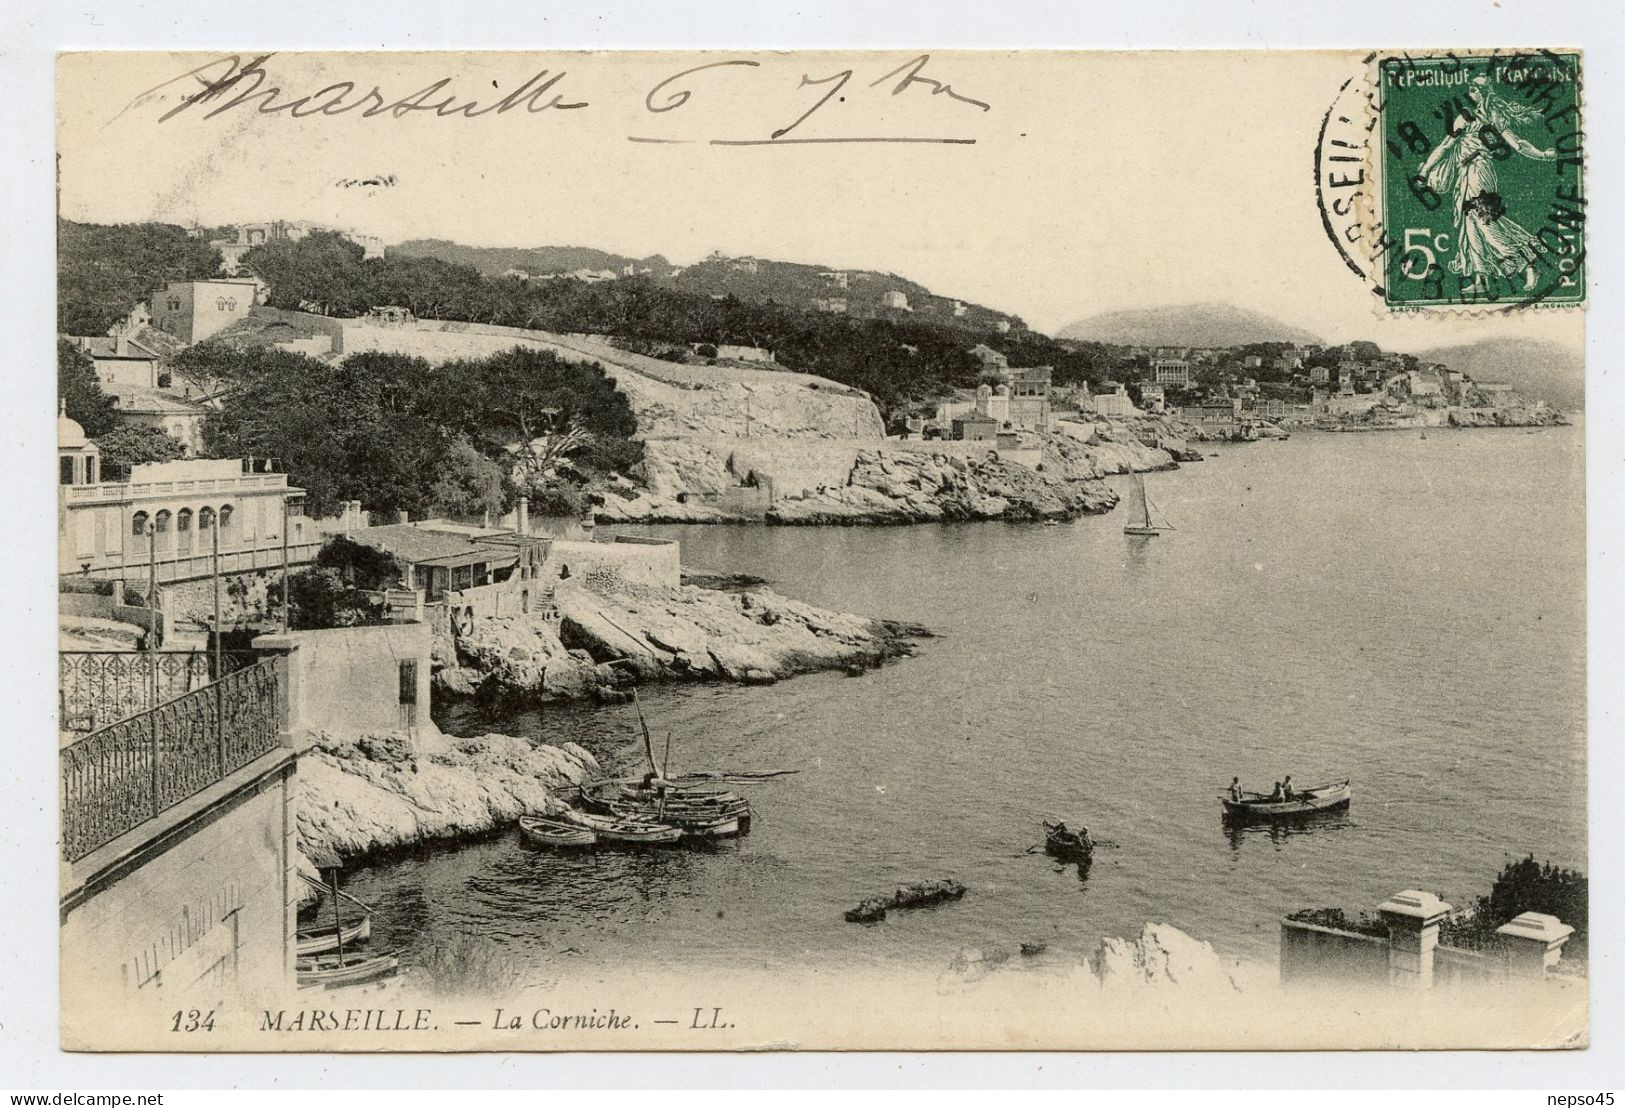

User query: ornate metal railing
[59,650,259,734]
[61,657,284,862]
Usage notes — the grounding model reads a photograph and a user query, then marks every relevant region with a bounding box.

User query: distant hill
[390,239,669,278]
[1058,302,1323,347]
[661,254,1023,334]
[390,240,1023,334]
[1412,338,1584,410]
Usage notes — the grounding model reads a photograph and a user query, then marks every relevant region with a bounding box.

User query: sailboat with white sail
[1123,472,1173,537]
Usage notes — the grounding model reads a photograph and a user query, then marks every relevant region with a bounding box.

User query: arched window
[218,505,234,534]
[198,507,214,529]
[153,510,171,533]
[131,511,149,536]
[176,508,192,532]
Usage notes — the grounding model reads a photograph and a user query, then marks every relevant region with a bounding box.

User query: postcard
[54,48,1586,1051]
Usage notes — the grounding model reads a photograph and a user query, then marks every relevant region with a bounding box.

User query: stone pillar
[517,497,529,536]
[1378,889,1451,988]
[249,634,304,749]
[1495,912,1574,980]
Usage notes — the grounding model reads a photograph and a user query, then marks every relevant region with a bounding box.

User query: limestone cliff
[436,578,928,702]
[294,728,600,879]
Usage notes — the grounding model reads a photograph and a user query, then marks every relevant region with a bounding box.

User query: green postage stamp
[1377,51,1584,310]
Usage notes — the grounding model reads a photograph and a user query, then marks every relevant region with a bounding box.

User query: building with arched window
[149,279,263,344]
[58,428,315,584]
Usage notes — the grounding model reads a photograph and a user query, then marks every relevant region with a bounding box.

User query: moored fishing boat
[556,807,683,845]
[295,916,372,958]
[296,951,400,990]
[1220,778,1352,819]
[518,815,597,848]
[608,802,740,838]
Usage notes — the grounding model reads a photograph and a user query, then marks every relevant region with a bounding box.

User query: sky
[57,50,1583,356]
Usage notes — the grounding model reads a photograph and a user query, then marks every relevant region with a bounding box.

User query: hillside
[1412,338,1584,411]
[662,254,1023,334]
[388,239,1022,334]
[1059,302,1323,347]
[390,239,669,278]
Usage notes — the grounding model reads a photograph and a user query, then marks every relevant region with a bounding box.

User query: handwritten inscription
[135,54,587,123]
[644,53,990,144]
[124,52,991,147]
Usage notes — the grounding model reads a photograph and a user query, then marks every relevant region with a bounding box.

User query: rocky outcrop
[944,922,1255,992]
[599,422,1200,525]
[436,579,929,702]
[1447,406,1570,429]
[765,449,1117,524]
[294,728,600,878]
[1088,923,1246,992]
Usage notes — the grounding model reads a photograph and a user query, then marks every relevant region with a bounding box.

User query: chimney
[517,497,529,536]
[397,510,410,525]
[115,332,129,356]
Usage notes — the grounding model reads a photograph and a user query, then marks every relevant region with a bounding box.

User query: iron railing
[60,656,284,862]
[59,650,259,734]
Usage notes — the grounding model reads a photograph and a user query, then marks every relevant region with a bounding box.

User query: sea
[341,424,1587,978]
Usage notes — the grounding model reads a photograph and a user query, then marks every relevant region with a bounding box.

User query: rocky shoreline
[435,577,930,704]
[294,728,601,886]
[594,417,1204,527]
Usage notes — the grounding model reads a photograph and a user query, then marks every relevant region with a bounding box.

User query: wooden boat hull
[608,803,740,838]
[1042,820,1093,861]
[518,816,596,848]
[296,952,400,990]
[1123,527,1161,536]
[296,916,371,957]
[557,808,683,844]
[1221,780,1352,819]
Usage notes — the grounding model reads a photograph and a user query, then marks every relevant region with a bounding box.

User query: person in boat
[1282,775,1295,802]
[1269,781,1284,801]
[1052,821,1089,848]
[1228,777,1243,802]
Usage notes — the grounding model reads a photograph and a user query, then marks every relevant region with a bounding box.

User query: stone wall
[889,439,1046,472]
[60,763,296,1038]
[546,537,681,592]
[332,318,885,442]
[163,569,279,628]
[254,622,433,739]
[1278,919,1391,986]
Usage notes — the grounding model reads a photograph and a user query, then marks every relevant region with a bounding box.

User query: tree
[269,566,380,630]
[93,425,187,479]
[428,435,512,521]
[57,219,222,335]
[242,231,387,316]
[58,338,118,437]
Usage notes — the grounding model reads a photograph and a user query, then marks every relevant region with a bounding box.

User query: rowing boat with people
[1219,778,1352,819]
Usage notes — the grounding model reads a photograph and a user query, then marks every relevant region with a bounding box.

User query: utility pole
[212,514,223,676]
[281,493,292,633]
[213,515,225,776]
[147,522,158,708]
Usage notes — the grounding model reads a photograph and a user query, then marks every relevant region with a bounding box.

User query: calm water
[342,426,1586,977]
